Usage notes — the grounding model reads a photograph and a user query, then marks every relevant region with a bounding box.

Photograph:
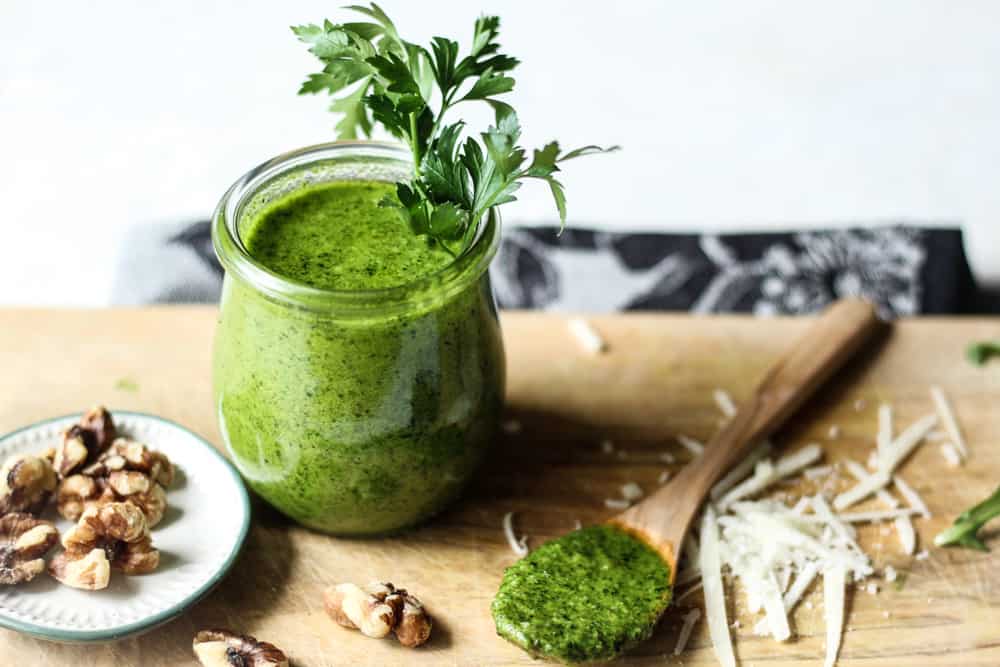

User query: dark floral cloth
[113,222,989,317]
[492,226,984,318]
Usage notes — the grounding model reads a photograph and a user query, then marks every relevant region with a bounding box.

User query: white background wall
[2,1,998,306]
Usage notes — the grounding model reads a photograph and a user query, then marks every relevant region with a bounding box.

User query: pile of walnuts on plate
[0,406,177,590]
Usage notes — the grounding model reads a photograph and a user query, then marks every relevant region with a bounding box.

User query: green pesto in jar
[491,525,673,663]
[214,178,504,534]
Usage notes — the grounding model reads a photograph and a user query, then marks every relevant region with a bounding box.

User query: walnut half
[58,438,173,527]
[0,454,57,516]
[192,629,289,667]
[323,581,433,648]
[0,513,59,585]
[51,407,118,479]
[48,502,158,590]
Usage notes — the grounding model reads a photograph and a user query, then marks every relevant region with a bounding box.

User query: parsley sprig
[293,4,617,253]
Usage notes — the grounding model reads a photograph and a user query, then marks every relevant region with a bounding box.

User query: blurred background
[1,1,997,308]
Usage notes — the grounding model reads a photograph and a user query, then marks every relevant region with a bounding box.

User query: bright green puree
[492,525,673,663]
[214,179,504,534]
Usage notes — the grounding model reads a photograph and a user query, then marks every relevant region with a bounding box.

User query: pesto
[214,178,504,534]
[243,180,452,290]
[491,525,672,663]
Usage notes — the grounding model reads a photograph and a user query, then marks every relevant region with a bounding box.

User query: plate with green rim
[0,411,251,643]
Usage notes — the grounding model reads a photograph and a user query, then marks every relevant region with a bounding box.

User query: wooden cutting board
[1,307,999,666]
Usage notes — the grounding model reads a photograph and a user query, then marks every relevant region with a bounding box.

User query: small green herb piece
[294,4,617,253]
[892,571,908,591]
[966,341,1000,367]
[934,484,1000,551]
[114,377,139,393]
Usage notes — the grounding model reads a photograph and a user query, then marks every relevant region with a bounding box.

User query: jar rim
[212,140,500,315]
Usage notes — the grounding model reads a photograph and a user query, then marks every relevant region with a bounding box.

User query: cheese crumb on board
[674,608,702,656]
[620,482,644,502]
[658,470,672,484]
[677,434,705,457]
[884,565,898,583]
[502,512,529,557]
[824,565,847,667]
[600,439,614,454]
[827,425,841,440]
[929,386,968,460]
[714,389,738,418]
[603,498,631,511]
[567,317,607,354]
[893,476,931,518]
[699,506,737,666]
[941,442,962,467]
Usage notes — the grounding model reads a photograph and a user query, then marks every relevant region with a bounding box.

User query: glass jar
[212,142,505,535]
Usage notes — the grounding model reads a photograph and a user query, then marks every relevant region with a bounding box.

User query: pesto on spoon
[492,300,883,663]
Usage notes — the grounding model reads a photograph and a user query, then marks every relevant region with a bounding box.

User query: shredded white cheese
[659,451,676,463]
[915,549,929,561]
[827,425,841,440]
[699,506,737,665]
[804,464,834,480]
[895,514,916,554]
[676,434,705,456]
[929,386,968,460]
[719,444,822,509]
[502,512,529,557]
[567,317,607,354]
[854,398,867,412]
[883,565,897,582]
[823,565,846,667]
[674,608,702,656]
[600,439,614,454]
[879,413,938,474]
[714,389,738,418]
[877,403,893,464]
[844,460,899,509]
[501,419,522,434]
[893,475,930,518]
[620,482,644,502]
[603,498,631,511]
[835,508,921,523]
[710,441,772,500]
[835,413,937,511]
[658,470,672,484]
[941,442,962,467]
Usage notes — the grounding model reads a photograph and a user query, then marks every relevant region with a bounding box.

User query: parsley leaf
[295,4,618,250]
[967,341,1000,367]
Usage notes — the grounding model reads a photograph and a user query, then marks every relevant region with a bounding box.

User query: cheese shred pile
[670,387,961,666]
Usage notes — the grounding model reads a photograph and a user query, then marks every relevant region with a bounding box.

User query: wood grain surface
[1,307,999,666]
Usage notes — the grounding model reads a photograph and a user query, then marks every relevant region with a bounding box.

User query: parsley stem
[408,113,422,177]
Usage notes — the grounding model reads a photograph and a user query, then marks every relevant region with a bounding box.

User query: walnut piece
[192,629,289,667]
[323,581,432,647]
[0,513,59,585]
[0,454,57,516]
[48,502,158,590]
[58,438,173,527]
[51,407,118,479]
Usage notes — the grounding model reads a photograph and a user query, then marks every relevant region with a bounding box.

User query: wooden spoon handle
[613,298,883,572]
[678,297,882,499]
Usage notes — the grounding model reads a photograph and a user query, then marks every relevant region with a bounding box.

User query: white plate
[0,411,250,643]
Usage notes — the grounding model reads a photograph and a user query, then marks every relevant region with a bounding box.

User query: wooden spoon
[491,299,883,663]
[610,297,883,583]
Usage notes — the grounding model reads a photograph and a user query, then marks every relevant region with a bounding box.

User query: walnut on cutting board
[48,502,159,590]
[192,629,289,667]
[323,581,433,648]
[0,513,59,585]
